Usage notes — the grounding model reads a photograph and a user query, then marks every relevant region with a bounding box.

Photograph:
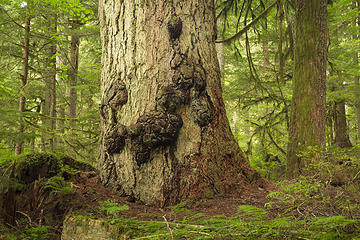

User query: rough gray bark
[98,0,261,206]
[287,0,327,176]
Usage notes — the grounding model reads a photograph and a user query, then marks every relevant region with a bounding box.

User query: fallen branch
[163,215,174,240]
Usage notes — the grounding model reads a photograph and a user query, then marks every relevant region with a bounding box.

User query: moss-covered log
[0,152,95,224]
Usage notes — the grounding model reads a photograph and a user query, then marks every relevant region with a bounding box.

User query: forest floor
[0,167,286,239]
[49,170,277,233]
[28,169,360,239]
[2,152,360,239]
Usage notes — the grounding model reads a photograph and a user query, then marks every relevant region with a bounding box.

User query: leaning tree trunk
[98,0,261,206]
[287,0,327,176]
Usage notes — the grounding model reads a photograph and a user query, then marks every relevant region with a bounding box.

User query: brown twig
[162,215,174,240]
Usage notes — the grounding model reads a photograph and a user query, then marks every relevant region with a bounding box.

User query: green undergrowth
[92,201,360,240]
[0,223,55,240]
[0,152,94,240]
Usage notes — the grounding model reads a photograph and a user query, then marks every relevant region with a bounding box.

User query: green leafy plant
[21,226,55,240]
[99,200,129,217]
[43,176,74,196]
[62,164,81,175]
[166,201,191,221]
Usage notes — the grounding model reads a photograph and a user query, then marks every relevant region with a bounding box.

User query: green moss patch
[13,152,96,185]
[15,152,63,184]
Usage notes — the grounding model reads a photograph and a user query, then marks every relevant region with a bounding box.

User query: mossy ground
[1,151,360,239]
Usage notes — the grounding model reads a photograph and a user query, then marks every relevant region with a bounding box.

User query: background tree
[216,0,291,179]
[287,0,327,176]
[353,0,360,141]
[0,0,100,162]
[15,2,31,155]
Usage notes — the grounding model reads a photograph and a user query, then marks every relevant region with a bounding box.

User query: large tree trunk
[287,0,327,176]
[98,0,261,206]
[15,14,31,155]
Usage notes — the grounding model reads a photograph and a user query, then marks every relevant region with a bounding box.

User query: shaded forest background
[0,0,359,180]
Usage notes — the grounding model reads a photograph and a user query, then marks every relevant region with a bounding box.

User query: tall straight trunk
[327,105,334,145]
[67,22,80,120]
[56,50,65,148]
[287,0,327,176]
[98,0,263,206]
[15,14,31,155]
[278,0,284,81]
[354,0,360,142]
[43,16,57,151]
[333,100,352,147]
[49,21,57,151]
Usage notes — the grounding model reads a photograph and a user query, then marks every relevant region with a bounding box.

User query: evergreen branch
[2,8,26,30]
[216,0,277,44]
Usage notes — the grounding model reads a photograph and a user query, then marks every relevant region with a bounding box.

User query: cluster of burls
[102,15,214,165]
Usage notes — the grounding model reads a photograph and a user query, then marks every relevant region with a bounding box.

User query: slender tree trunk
[15,14,31,155]
[333,100,352,147]
[43,16,57,151]
[67,22,80,120]
[326,103,334,145]
[278,0,284,81]
[49,25,57,151]
[354,0,360,142]
[98,0,263,206]
[263,40,270,68]
[287,0,327,176]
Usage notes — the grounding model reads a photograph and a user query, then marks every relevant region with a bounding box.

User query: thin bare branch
[216,0,277,44]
